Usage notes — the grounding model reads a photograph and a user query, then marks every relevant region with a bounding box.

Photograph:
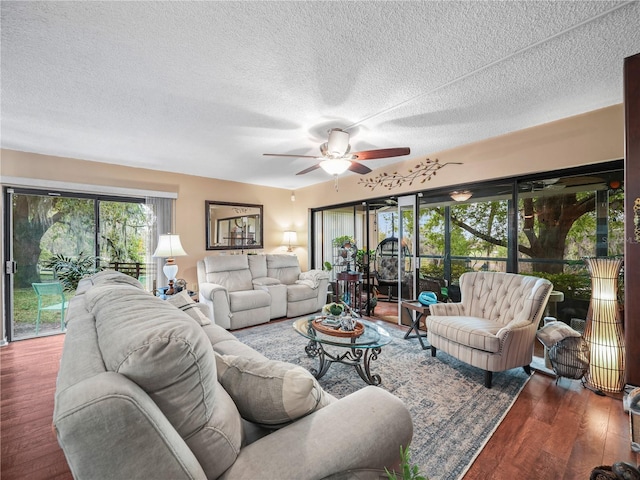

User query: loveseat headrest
[204,255,249,273]
[266,254,302,285]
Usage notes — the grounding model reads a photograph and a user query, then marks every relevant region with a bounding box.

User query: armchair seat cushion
[229,289,271,312]
[427,315,502,353]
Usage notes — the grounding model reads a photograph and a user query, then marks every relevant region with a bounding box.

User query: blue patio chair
[32,282,69,335]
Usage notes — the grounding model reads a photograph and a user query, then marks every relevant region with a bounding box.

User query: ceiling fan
[263,128,411,176]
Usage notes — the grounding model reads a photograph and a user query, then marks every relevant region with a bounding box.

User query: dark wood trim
[624,52,640,387]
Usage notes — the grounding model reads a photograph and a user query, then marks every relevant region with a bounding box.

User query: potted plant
[43,253,104,291]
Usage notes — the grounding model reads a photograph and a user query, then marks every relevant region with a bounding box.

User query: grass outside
[13,286,74,332]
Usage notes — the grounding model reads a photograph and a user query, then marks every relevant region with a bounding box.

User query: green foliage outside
[419,261,469,284]
[12,194,151,288]
[11,194,152,337]
[43,253,105,292]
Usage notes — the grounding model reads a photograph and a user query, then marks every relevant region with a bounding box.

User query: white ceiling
[2,1,640,190]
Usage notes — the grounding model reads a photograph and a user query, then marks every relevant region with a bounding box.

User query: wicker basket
[549,335,590,380]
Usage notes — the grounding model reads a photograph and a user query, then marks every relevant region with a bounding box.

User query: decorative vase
[583,257,625,394]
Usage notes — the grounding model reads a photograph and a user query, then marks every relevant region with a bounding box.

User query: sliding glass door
[4,188,151,341]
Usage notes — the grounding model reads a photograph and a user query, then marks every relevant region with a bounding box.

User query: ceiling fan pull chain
[334,175,340,191]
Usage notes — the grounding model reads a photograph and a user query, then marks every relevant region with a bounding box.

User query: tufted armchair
[426,271,552,387]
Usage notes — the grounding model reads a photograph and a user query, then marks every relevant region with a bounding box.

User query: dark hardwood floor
[1,327,637,480]
[1,334,71,479]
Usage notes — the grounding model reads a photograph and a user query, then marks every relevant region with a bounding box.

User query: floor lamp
[583,257,625,394]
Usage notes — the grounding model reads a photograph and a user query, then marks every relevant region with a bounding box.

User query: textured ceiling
[2,1,640,190]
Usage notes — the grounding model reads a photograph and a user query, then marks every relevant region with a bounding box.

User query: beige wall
[0,104,625,342]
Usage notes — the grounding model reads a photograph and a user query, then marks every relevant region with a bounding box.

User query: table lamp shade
[153,234,188,281]
[283,231,297,252]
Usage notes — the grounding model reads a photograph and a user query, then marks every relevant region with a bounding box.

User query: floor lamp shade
[583,257,625,394]
[153,234,188,281]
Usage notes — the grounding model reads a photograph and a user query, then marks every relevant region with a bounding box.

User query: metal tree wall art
[358,159,461,191]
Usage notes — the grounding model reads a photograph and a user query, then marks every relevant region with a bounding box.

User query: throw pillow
[167,291,211,326]
[215,353,331,428]
[536,320,582,348]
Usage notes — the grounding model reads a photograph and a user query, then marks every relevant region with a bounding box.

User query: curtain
[145,196,173,290]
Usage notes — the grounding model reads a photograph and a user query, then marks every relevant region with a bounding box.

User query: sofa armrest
[199,282,232,329]
[429,302,465,316]
[495,319,539,364]
[54,372,207,480]
[496,319,535,341]
[219,386,413,480]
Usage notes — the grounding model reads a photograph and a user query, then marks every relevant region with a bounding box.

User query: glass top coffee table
[292,316,391,385]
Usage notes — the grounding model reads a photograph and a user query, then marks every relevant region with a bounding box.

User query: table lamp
[283,230,298,252]
[153,234,188,294]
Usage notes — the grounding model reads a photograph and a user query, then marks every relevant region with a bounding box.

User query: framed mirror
[205,201,263,251]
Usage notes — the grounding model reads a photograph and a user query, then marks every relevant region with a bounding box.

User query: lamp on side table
[153,234,188,295]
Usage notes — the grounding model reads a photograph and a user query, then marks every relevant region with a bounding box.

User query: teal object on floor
[32,282,69,334]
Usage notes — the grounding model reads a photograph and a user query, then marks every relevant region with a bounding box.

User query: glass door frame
[397,195,418,325]
[3,186,146,342]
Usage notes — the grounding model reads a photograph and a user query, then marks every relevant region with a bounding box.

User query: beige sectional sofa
[197,254,329,330]
[53,271,413,479]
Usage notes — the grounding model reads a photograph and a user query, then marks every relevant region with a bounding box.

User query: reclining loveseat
[197,254,329,329]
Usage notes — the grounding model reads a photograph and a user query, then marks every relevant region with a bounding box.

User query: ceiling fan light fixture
[450,190,473,202]
[326,128,350,157]
[319,158,351,175]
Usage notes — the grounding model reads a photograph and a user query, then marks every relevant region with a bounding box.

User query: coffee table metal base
[304,340,383,386]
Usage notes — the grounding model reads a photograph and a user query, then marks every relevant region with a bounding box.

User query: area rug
[233,318,531,480]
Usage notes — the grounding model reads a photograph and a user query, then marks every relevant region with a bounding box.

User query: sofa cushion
[287,283,319,302]
[86,283,242,478]
[427,315,502,353]
[215,353,332,427]
[266,254,302,285]
[167,290,211,326]
[248,254,268,278]
[204,255,254,291]
[229,289,271,312]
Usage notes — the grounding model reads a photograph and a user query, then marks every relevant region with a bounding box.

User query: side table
[336,272,362,313]
[401,300,430,350]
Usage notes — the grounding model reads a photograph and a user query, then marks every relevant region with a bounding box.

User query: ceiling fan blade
[348,162,372,175]
[263,153,317,159]
[296,164,321,175]
[352,147,410,160]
